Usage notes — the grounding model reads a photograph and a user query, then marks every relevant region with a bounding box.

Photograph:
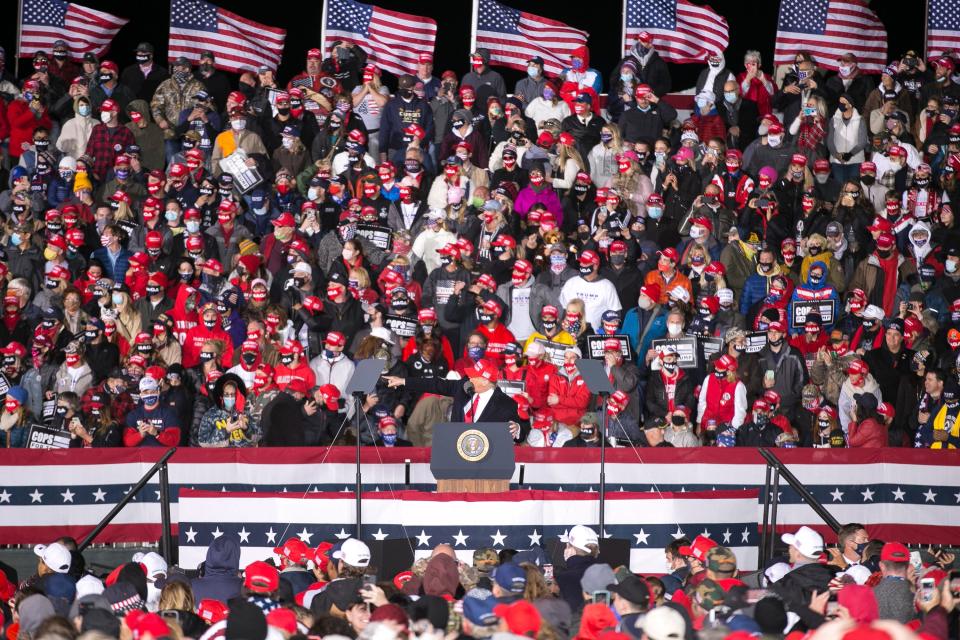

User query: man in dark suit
[384,359,528,443]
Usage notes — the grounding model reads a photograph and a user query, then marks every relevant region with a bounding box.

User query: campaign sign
[27,423,71,449]
[652,337,699,369]
[586,335,633,361]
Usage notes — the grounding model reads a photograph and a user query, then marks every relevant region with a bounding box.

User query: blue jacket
[621,305,667,368]
[740,271,772,316]
[378,96,434,154]
[788,260,839,334]
[90,246,132,283]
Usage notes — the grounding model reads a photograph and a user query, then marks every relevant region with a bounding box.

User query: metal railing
[757,448,841,567]
[78,448,176,563]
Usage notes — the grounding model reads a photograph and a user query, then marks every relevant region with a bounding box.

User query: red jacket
[476,322,516,366]
[275,360,316,391]
[548,372,591,425]
[6,99,52,158]
[182,319,234,368]
[847,418,887,448]
[523,358,557,411]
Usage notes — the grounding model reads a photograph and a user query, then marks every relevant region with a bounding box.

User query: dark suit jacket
[404,377,528,442]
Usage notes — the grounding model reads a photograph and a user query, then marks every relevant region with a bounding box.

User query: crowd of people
[1,33,960,451]
[5,523,959,640]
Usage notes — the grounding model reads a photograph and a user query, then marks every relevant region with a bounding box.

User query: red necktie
[465,395,479,423]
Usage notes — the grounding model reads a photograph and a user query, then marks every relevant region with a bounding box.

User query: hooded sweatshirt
[125,99,165,170]
[559,46,602,114]
[191,534,243,603]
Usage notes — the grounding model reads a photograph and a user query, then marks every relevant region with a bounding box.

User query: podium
[430,422,515,493]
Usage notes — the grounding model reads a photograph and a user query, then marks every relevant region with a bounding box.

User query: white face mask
[767,134,782,147]
[231,119,246,131]
[689,226,703,239]
[282,137,295,149]
[668,322,683,336]
[100,111,112,124]
[307,188,320,200]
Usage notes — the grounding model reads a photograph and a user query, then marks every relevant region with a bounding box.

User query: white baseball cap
[132,551,168,580]
[567,524,598,553]
[781,525,824,559]
[34,542,72,574]
[335,538,371,567]
[640,603,686,639]
[370,326,395,345]
[75,574,105,598]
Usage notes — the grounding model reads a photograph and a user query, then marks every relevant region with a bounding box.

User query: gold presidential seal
[457,429,489,462]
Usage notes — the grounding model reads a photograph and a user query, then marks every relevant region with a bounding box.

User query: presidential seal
[456,429,489,462]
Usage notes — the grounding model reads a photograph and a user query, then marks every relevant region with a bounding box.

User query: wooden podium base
[436,479,510,493]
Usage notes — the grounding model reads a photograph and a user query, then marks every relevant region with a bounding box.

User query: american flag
[927,0,960,58]
[3,448,959,551]
[774,0,888,73]
[622,0,729,64]
[168,0,286,73]
[18,0,128,60]
[474,0,589,77]
[323,0,437,77]
[177,488,761,574]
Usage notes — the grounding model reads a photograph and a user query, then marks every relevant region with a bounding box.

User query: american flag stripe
[475,0,589,77]
[168,0,286,73]
[774,0,888,73]
[3,449,960,549]
[324,0,436,77]
[19,0,128,59]
[623,0,729,64]
[927,0,960,57]
[176,489,762,574]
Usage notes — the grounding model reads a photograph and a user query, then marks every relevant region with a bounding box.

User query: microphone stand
[599,392,609,536]
[354,392,363,538]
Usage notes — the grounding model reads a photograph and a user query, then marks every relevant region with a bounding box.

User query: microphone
[462,381,475,395]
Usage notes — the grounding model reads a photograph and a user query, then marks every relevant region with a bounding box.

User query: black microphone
[463,381,475,395]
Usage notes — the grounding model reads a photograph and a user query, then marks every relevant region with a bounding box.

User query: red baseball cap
[318,384,341,410]
[767,321,786,333]
[464,358,498,382]
[579,250,600,265]
[846,360,869,375]
[715,354,738,372]
[875,232,895,249]
[325,331,346,348]
[274,537,311,564]
[272,212,296,228]
[603,338,621,352]
[639,284,660,302]
[679,534,718,561]
[880,541,909,563]
[197,599,229,624]
[658,247,679,263]
[877,402,896,419]
[244,560,280,593]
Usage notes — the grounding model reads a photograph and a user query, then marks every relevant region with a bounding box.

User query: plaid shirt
[84,123,135,181]
[82,381,136,425]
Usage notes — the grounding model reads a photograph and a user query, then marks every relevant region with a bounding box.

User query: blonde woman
[588,123,624,187]
[550,133,587,191]
[112,287,142,345]
[607,151,654,219]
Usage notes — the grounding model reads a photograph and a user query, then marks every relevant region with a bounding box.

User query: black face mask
[276,107,290,116]
[579,265,593,276]
[768,337,784,347]
[99,73,114,84]
[199,351,216,362]
[574,184,588,194]
[241,352,257,365]
[671,415,686,426]
[542,321,556,331]
[610,254,626,266]
[146,285,161,297]
[280,354,294,365]
[758,262,774,273]
[203,319,216,330]
[876,249,892,258]
[861,175,875,186]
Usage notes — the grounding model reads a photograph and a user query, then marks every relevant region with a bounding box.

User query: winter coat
[838,375,882,433]
[125,99,165,171]
[847,417,887,447]
[57,112,97,160]
[191,534,243,603]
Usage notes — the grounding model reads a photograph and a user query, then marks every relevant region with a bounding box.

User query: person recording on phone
[383,357,528,443]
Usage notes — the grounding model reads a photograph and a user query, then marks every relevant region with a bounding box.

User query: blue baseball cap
[462,589,498,626]
[492,562,527,594]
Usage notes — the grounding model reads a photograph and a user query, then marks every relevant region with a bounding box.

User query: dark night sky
[4,1,927,90]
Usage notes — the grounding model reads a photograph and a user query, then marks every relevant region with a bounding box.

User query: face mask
[767,134,782,147]
[648,206,663,220]
[543,88,555,100]
[231,119,246,131]
[755,413,770,426]
[662,361,678,374]
[610,254,626,266]
[946,260,958,274]
[78,104,91,117]
[564,362,578,375]
[915,177,930,188]
[567,320,582,334]
[467,346,485,361]
[323,349,339,360]
[100,111,112,123]
[142,394,159,406]
[186,221,200,234]
[722,91,738,104]
[668,322,683,335]
[203,319,216,330]
[768,337,784,347]
[579,265,593,276]
[110,293,124,306]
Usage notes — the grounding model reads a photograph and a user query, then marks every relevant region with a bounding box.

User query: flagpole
[470,0,478,57]
[16,0,24,78]
[320,0,329,60]
[620,0,627,57]
[923,0,929,59]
